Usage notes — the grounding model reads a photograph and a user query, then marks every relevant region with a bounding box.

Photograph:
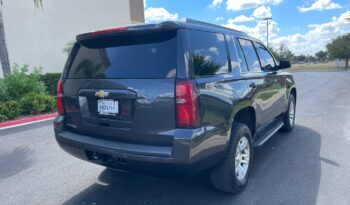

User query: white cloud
[215,17,224,21]
[228,15,255,23]
[145,7,178,22]
[253,6,272,18]
[271,11,350,54]
[223,19,279,39]
[298,0,342,13]
[223,11,350,55]
[209,47,219,55]
[271,0,283,5]
[209,0,223,8]
[226,0,283,11]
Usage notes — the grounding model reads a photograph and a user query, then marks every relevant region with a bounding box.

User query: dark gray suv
[54,19,296,194]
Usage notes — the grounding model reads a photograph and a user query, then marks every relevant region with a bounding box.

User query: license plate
[97,99,119,116]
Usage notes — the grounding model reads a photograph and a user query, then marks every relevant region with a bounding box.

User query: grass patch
[287,61,347,72]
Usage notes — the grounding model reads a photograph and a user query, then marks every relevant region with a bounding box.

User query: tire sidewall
[287,95,296,128]
[231,125,253,188]
[210,123,254,193]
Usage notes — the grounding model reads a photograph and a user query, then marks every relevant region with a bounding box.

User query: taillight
[57,80,65,115]
[176,80,200,128]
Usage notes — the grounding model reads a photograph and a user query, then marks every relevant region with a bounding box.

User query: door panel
[242,73,275,130]
[255,42,287,119]
[236,38,277,130]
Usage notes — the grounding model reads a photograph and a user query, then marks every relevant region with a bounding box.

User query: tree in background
[278,44,294,61]
[326,33,350,70]
[0,0,42,76]
[307,55,317,63]
[268,43,295,62]
[315,51,328,63]
[295,55,306,63]
[268,46,281,61]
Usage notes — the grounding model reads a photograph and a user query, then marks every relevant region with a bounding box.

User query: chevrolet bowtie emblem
[95,90,109,98]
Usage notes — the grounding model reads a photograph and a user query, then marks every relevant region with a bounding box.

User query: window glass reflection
[238,39,261,72]
[188,30,229,77]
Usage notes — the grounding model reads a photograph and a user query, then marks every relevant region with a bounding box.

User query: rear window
[67,31,177,79]
[188,30,229,78]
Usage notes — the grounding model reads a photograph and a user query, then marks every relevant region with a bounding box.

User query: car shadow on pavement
[0,146,33,179]
[63,125,321,205]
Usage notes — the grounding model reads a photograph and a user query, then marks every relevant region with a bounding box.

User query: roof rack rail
[183,18,245,34]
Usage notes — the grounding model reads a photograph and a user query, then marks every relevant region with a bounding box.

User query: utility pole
[262,17,272,47]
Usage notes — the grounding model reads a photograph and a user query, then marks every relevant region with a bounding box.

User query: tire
[210,123,253,194]
[280,94,296,132]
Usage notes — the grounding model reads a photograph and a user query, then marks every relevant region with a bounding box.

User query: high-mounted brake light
[92,27,128,36]
[176,80,200,128]
[57,80,65,115]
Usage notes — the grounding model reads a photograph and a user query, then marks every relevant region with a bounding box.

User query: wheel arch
[290,87,297,102]
[232,106,256,137]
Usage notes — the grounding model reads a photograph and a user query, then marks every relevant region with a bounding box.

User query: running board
[253,122,284,147]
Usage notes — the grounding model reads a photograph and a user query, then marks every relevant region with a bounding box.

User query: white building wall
[0,0,144,77]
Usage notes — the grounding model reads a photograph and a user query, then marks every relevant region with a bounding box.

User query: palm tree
[63,41,75,55]
[191,54,222,77]
[0,0,42,76]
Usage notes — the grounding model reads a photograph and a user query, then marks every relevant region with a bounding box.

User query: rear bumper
[54,115,229,177]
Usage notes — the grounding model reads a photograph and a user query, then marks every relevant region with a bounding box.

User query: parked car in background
[54,19,296,194]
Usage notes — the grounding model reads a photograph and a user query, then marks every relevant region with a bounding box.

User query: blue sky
[144,0,350,55]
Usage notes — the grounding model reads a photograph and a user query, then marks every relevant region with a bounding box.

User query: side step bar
[253,122,284,147]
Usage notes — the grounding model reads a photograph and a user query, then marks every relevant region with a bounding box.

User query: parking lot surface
[1,71,350,205]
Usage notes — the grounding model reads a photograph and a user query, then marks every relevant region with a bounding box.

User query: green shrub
[0,100,22,120]
[41,73,61,96]
[20,92,57,114]
[0,114,8,122]
[21,93,46,114]
[42,95,57,112]
[0,79,9,102]
[3,64,46,100]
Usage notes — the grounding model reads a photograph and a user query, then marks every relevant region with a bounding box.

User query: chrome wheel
[235,136,250,182]
[289,100,295,126]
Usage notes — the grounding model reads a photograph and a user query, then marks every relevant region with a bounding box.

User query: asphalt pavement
[1,71,350,205]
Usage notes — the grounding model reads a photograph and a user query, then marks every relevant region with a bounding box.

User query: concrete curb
[0,113,57,130]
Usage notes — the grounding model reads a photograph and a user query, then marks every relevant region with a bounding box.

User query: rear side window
[67,31,177,79]
[237,38,261,72]
[225,35,241,72]
[188,30,229,78]
[256,43,276,70]
[234,38,248,72]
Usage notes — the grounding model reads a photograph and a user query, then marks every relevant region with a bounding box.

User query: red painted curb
[0,113,57,128]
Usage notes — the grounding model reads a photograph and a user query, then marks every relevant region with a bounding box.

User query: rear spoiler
[76,22,182,43]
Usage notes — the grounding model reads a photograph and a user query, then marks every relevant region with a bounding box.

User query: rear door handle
[249,82,256,88]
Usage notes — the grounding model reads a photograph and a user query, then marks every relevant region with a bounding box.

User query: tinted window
[188,30,229,77]
[225,35,241,72]
[256,43,276,70]
[234,38,248,72]
[67,31,177,79]
[237,39,261,72]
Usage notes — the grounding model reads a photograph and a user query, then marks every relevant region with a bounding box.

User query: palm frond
[63,41,75,54]
[33,0,43,8]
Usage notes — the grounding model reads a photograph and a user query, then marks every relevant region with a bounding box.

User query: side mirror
[278,60,291,69]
